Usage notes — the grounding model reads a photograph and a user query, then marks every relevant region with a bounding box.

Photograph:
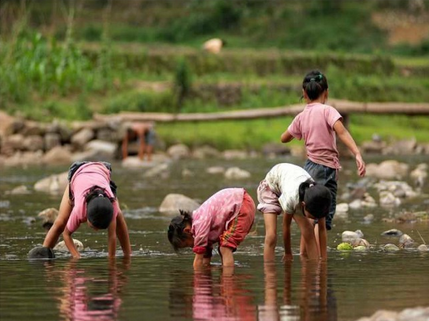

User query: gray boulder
[159,193,200,216]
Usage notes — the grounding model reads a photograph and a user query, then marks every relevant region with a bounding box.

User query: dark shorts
[145,128,156,145]
[304,159,337,230]
[67,161,117,200]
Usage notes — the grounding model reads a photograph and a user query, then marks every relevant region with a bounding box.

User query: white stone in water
[363,214,374,222]
[354,230,364,238]
[206,166,225,174]
[417,244,428,252]
[54,239,84,252]
[336,203,349,213]
[348,199,362,210]
[399,234,414,248]
[342,231,361,244]
[224,167,251,180]
[354,246,367,252]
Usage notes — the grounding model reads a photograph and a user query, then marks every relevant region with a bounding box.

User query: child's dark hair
[85,186,114,229]
[298,180,332,219]
[302,70,328,101]
[168,210,193,251]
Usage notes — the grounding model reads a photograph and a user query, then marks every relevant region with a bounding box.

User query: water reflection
[44,258,129,321]
[260,261,337,321]
[170,267,256,321]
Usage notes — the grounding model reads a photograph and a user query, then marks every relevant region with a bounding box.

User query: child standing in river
[280,70,365,253]
[167,188,255,269]
[41,161,131,259]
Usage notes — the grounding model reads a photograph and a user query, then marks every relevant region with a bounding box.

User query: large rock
[23,135,44,152]
[224,167,251,180]
[167,144,190,159]
[192,145,220,159]
[28,246,55,259]
[159,193,200,216]
[4,151,44,166]
[38,208,59,228]
[144,163,170,179]
[44,133,61,151]
[42,146,73,165]
[34,172,68,195]
[71,128,95,148]
[54,239,84,252]
[84,140,117,159]
[366,160,409,179]
[341,231,361,245]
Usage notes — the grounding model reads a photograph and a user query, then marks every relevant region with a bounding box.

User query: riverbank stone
[28,246,55,259]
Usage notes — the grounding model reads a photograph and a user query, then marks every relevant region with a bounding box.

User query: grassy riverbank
[1,1,429,150]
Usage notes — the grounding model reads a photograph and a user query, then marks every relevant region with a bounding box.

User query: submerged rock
[224,167,251,180]
[382,244,400,252]
[417,244,428,252]
[342,231,361,244]
[28,246,55,259]
[399,234,414,249]
[54,239,84,252]
[381,229,403,237]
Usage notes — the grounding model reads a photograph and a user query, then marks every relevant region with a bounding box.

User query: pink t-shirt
[287,102,342,169]
[66,162,119,233]
[191,188,245,254]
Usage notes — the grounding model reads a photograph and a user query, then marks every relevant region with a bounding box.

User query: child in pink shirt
[41,161,131,259]
[280,70,365,256]
[168,188,255,269]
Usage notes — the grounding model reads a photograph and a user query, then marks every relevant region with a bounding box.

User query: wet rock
[167,144,190,160]
[382,244,400,252]
[354,246,367,252]
[34,172,68,195]
[222,150,248,160]
[396,212,417,223]
[121,156,154,169]
[28,246,55,259]
[71,128,95,148]
[192,145,220,159]
[363,214,374,223]
[336,203,349,213]
[355,230,364,238]
[224,167,251,180]
[23,135,44,152]
[38,208,59,229]
[159,193,200,216]
[355,238,370,248]
[42,146,72,165]
[206,166,225,174]
[399,234,414,249]
[383,138,417,155]
[381,229,403,237]
[410,163,427,188]
[85,140,116,159]
[144,163,170,179]
[366,160,409,179]
[261,143,290,157]
[361,140,387,154]
[182,168,194,177]
[4,151,44,166]
[342,231,361,244]
[417,244,428,252]
[379,191,401,207]
[44,133,61,151]
[8,185,31,195]
[54,239,84,252]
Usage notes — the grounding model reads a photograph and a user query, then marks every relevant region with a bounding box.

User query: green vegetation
[1,0,428,150]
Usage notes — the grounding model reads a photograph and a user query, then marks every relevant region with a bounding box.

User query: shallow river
[1,156,428,321]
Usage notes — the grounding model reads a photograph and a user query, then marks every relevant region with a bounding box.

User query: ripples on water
[0,157,428,321]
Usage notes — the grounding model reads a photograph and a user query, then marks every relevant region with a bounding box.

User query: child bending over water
[258,163,332,262]
[168,188,255,269]
[42,161,131,259]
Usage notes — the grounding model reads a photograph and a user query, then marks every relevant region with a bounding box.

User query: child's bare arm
[317,218,327,260]
[333,120,366,177]
[63,227,80,258]
[108,218,117,258]
[43,185,73,248]
[283,213,293,261]
[116,210,132,258]
[280,129,295,143]
[293,215,319,260]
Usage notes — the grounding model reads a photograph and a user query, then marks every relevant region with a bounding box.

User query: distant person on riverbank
[258,163,332,261]
[121,122,155,161]
[280,70,365,251]
[41,161,131,259]
[167,188,255,269]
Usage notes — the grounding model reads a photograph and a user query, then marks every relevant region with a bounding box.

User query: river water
[0,156,428,321]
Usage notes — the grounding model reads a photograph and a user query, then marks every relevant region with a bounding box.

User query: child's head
[302,70,328,101]
[298,180,332,219]
[168,210,194,251]
[85,187,114,230]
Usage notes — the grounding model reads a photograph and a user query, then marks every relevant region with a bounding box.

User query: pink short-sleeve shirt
[66,163,119,233]
[288,102,342,169]
[191,188,245,254]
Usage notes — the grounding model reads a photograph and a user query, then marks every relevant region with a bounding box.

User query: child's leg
[219,246,234,267]
[264,214,277,262]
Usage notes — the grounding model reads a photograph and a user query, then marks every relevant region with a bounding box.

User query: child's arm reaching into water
[63,227,81,258]
[108,217,117,258]
[333,120,366,177]
[43,185,73,249]
[283,213,293,261]
[115,209,132,258]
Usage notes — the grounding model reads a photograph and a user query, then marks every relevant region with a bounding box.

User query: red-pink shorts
[256,179,282,215]
[219,191,255,250]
